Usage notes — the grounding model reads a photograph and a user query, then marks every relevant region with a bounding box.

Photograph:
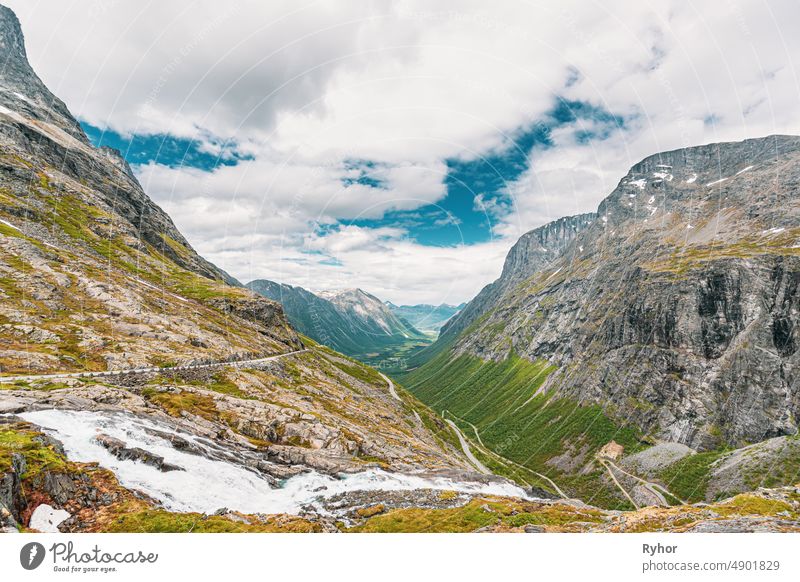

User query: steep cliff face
[0,6,86,142]
[440,213,596,341]
[0,6,237,286]
[411,136,800,453]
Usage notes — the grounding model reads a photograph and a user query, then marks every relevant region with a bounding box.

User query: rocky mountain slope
[247,280,428,362]
[386,302,465,334]
[246,280,363,354]
[317,288,426,340]
[0,5,302,374]
[404,135,800,508]
[0,3,485,533]
[440,213,596,341]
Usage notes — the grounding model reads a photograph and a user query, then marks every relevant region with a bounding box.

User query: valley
[247,279,445,374]
[0,2,799,535]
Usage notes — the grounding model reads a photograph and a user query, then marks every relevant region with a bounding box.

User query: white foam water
[19,409,530,516]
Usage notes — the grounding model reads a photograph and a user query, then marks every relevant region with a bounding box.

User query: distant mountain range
[385,302,465,334]
[246,280,429,357]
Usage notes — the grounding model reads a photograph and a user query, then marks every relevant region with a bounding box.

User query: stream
[19,409,531,516]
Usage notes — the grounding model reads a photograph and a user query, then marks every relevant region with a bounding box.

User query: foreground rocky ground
[3,407,799,533]
[0,345,469,472]
[1,4,799,534]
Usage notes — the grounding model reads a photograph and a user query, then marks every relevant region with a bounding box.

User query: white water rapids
[19,410,530,516]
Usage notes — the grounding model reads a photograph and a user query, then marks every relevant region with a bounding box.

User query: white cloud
[237,224,510,306]
[5,0,800,304]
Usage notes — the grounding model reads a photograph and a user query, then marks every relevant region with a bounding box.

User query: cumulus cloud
[6,0,800,304]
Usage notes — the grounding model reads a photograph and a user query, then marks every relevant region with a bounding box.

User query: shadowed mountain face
[247,280,427,358]
[408,135,800,453]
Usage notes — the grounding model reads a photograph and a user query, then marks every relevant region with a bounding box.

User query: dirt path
[599,459,640,509]
[603,459,686,505]
[442,411,568,499]
[379,372,402,402]
[0,349,309,384]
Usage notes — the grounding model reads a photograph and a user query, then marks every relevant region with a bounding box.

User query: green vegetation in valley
[744,438,800,491]
[659,450,728,503]
[402,351,645,508]
[353,335,435,376]
[347,497,604,533]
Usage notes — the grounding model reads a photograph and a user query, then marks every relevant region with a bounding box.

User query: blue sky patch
[341,159,387,189]
[82,97,625,250]
[81,121,251,171]
[348,98,626,246]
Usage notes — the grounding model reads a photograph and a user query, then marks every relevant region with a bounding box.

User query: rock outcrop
[440,213,596,340]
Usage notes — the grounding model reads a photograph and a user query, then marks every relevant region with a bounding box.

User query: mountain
[404,135,800,507]
[247,281,429,361]
[386,302,465,334]
[246,279,365,355]
[317,288,426,340]
[0,4,476,533]
[0,10,295,375]
[440,213,596,340]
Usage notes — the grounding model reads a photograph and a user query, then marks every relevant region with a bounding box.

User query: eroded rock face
[434,136,800,450]
[0,453,25,527]
[441,213,596,341]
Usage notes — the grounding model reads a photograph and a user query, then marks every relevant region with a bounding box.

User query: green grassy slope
[400,350,645,508]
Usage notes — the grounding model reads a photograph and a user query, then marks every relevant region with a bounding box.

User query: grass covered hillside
[401,349,645,509]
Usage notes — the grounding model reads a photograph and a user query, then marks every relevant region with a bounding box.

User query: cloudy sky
[7,0,800,304]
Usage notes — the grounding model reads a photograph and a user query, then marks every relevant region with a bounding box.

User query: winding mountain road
[443,418,492,475]
[378,376,492,476]
[601,458,685,506]
[600,459,640,509]
[0,349,309,384]
[442,410,568,498]
[379,372,402,402]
